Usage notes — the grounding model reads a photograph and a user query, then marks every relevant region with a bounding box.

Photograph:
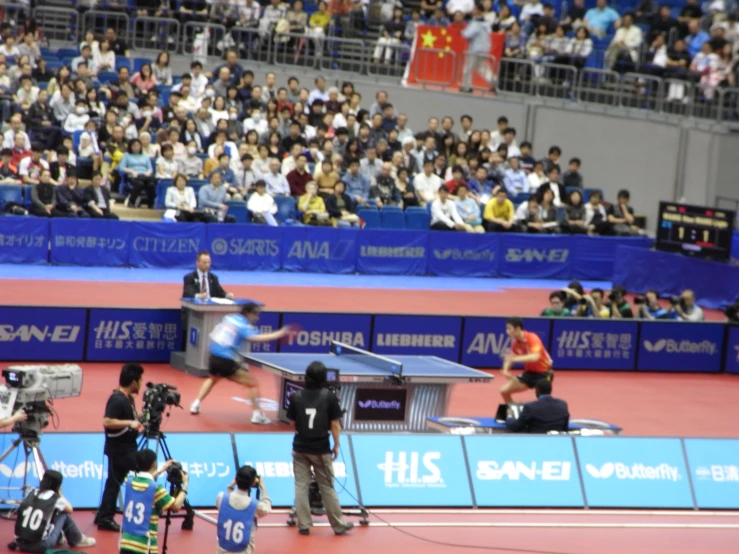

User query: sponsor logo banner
[281,227,358,274]
[575,437,693,508]
[461,317,551,367]
[50,219,129,267]
[87,308,182,362]
[207,225,282,271]
[372,315,463,360]
[725,326,739,375]
[247,312,281,354]
[233,433,359,507]
[498,235,572,279]
[551,319,638,370]
[465,435,583,507]
[427,232,500,278]
[0,217,48,264]
[356,230,428,276]
[637,322,724,372]
[128,221,206,268]
[351,434,472,506]
[684,438,739,509]
[280,313,371,354]
[354,388,407,421]
[0,307,86,361]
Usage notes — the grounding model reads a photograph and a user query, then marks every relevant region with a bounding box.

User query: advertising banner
[128,222,206,268]
[281,227,358,274]
[280,313,372,354]
[206,225,283,271]
[372,315,463,360]
[575,437,694,508]
[248,312,282,354]
[0,217,48,264]
[233,433,360,507]
[551,319,638,370]
[571,236,651,281]
[683,438,739,509]
[142,433,237,508]
[637,322,724,372]
[498,235,572,279]
[87,308,182,362]
[0,307,86,361]
[356,230,428,276]
[427,232,500,278]
[461,317,551,367]
[350,434,472,506]
[465,435,583,507]
[50,219,129,266]
[725,326,739,374]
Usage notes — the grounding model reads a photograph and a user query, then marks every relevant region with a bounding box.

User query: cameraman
[668,290,704,322]
[607,286,634,319]
[637,289,669,320]
[96,363,145,532]
[216,466,272,554]
[121,449,188,554]
[286,362,353,536]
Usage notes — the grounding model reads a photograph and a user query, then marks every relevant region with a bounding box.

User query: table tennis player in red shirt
[500,317,554,403]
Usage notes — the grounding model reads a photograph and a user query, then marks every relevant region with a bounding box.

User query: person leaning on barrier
[216,466,272,554]
[286,362,353,536]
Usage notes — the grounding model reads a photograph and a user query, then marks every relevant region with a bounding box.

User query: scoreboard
[656,202,734,261]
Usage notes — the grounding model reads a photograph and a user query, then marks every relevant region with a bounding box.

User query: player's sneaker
[76,536,96,548]
[251,411,271,425]
[190,400,200,415]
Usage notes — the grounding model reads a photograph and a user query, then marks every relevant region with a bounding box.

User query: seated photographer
[11,469,96,552]
[505,380,569,434]
[570,288,611,318]
[540,291,571,317]
[637,289,670,320]
[216,466,272,554]
[668,290,704,322]
[607,286,634,319]
[120,449,189,554]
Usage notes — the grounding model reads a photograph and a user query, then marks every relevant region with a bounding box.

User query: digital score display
[656,202,733,261]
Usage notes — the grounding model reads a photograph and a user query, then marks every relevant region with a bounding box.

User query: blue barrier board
[0,217,48,264]
[351,434,472,506]
[461,317,551,367]
[637,322,725,372]
[207,225,283,271]
[128,222,206,268]
[233,433,360,507]
[465,435,583,507]
[356,230,429,276]
[0,307,86,361]
[575,437,694,508]
[684,438,739,509]
[50,218,129,266]
[281,227,358,274]
[280,313,372,354]
[87,308,182,362]
[726,326,739,374]
[498,235,573,279]
[141,433,237,508]
[551,319,638,370]
[372,315,463,360]
[427,232,500,277]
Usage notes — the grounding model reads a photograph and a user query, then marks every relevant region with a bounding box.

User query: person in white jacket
[165,174,210,222]
[63,99,91,133]
[604,13,642,69]
[246,180,279,226]
[430,185,473,231]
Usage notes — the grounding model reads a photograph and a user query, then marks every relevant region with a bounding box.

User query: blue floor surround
[0,264,609,291]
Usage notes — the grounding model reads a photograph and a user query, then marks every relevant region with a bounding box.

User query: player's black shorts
[517,370,554,389]
[208,355,241,378]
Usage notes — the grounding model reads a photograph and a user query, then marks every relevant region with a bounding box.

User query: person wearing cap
[430,184,472,232]
[216,465,271,554]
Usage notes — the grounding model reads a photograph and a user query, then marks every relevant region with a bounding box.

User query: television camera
[141,382,181,436]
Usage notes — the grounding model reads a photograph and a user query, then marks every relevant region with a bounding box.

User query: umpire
[286,362,353,536]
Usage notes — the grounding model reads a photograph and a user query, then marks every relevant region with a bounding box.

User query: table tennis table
[243,342,493,432]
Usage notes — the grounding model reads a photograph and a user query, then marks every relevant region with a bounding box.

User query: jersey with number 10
[209,314,259,360]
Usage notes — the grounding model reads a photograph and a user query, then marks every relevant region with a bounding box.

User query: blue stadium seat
[512,193,531,204]
[583,188,604,202]
[116,56,131,71]
[225,201,250,223]
[97,71,117,84]
[133,57,152,72]
[0,184,22,209]
[380,206,405,229]
[405,206,430,230]
[21,185,33,208]
[153,179,173,209]
[158,86,172,107]
[358,208,381,228]
[274,195,298,224]
[57,47,79,59]
[187,178,209,198]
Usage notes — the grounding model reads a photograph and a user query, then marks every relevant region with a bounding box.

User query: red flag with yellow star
[402,24,505,90]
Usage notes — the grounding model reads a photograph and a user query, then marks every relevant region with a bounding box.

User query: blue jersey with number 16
[209,314,259,361]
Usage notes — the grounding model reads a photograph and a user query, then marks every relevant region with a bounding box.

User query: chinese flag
[403,24,505,90]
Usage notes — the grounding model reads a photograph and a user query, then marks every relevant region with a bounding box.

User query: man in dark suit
[182,251,233,300]
[84,172,119,219]
[505,380,569,434]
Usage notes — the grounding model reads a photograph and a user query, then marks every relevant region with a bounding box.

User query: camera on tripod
[166,461,184,486]
[142,382,181,434]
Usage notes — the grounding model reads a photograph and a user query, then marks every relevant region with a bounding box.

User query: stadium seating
[380,206,405,229]
[357,208,381,229]
[0,185,22,210]
[404,207,430,230]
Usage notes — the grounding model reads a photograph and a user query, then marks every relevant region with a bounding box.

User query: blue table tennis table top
[243,352,491,380]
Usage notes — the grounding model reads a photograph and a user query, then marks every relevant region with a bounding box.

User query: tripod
[286,469,369,527]
[138,430,194,554]
[0,433,47,510]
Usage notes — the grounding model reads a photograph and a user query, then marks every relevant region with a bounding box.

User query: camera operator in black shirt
[95,363,145,532]
[286,362,353,537]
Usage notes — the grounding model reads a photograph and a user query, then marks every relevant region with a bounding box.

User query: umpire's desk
[171,298,261,377]
[426,416,623,435]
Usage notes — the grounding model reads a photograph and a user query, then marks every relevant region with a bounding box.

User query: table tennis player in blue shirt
[190,302,296,424]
